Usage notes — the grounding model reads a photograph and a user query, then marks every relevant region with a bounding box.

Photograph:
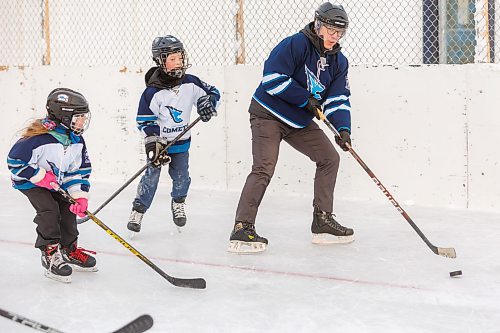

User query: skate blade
[176,226,182,234]
[44,270,71,283]
[70,265,99,272]
[227,240,267,254]
[312,233,355,244]
[128,230,139,240]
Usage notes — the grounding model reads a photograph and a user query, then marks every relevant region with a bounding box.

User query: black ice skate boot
[41,243,72,283]
[228,222,268,254]
[61,242,98,272]
[127,208,144,234]
[171,198,187,227]
[311,205,355,244]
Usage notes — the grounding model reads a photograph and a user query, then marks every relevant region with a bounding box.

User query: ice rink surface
[0,175,499,333]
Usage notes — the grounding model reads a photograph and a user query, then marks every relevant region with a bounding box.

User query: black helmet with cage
[46,88,91,135]
[151,35,191,79]
[314,3,349,34]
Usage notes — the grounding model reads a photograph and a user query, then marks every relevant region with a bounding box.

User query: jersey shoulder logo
[305,65,325,100]
[83,147,90,164]
[201,80,214,92]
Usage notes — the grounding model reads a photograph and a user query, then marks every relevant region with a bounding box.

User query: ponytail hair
[20,118,56,138]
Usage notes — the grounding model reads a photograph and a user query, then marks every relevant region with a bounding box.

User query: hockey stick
[77,116,203,224]
[52,184,207,289]
[0,308,153,333]
[111,314,153,333]
[316,110,456,258]
[0,307,63,333]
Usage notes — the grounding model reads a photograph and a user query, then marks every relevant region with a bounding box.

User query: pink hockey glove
[69,198,88,218]
[34,170,57,190]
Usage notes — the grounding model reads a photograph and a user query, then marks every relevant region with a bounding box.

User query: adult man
[229,3,355,253]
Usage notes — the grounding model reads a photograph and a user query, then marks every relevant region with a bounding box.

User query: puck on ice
[449,270,462,277]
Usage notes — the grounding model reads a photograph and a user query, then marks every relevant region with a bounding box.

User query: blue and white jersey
[7,133,91,198]
[136,72,221,154]
[253,26,352,132]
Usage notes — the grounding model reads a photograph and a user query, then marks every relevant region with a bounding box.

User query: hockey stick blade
[170,277,207,289]
[112,314,153,333]
[435,247,456,258]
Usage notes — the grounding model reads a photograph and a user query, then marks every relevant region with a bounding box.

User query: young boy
[127,35,220,235]
[7,88,97,283]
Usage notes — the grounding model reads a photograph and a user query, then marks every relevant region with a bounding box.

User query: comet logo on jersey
[47,161,62,179]
[166,106,183,124]
[305,65,325,100]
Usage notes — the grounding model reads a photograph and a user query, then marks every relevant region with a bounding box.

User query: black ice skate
[311,205,354,244]
[228,222,268,254]
[127,209,144,238]
[171,198,187,227]
[41,244,72,283]
[62,243,98,272]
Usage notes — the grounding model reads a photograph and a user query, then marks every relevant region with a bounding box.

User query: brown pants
[235,100,340,224]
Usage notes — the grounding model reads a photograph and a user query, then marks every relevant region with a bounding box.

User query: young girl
[7,88,97,283]
[127,35,220,235]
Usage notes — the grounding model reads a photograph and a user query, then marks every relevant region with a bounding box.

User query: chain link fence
[0,0,498,67]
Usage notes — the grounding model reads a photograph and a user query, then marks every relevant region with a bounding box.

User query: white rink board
[1,64,499,211]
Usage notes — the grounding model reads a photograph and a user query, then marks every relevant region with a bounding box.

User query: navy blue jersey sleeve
[260,35,311,106]
[136,87,161,137]
[323,54,352,133]
[7,137,44,182]
[185,75,221,109]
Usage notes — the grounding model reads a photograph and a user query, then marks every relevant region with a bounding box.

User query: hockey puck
[449,270,462,277]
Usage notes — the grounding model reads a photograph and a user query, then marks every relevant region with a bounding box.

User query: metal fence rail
[0,0,498,66]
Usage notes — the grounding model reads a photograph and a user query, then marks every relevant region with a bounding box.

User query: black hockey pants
[20,187,79,249]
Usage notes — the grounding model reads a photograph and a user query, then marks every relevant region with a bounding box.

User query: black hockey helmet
[152,35,191,79]
[315,3,349,30]
[46,88,91,135]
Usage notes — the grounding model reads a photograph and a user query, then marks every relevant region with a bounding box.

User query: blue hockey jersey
[7,129,91,199]
[136,68,221,154]
[253,23,352,132]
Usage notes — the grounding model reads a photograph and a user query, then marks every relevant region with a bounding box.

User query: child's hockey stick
[77,116,202,224]
[53,184,207,289]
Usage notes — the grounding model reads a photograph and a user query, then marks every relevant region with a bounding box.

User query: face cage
[314,20,347,39]
[70,112,91,135]
[158,51,191,78]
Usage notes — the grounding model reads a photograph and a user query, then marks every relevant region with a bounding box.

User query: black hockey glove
[335,130,351,152]
[196,95,217,122]
[303,95,322,120]
[145,137,171,168]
